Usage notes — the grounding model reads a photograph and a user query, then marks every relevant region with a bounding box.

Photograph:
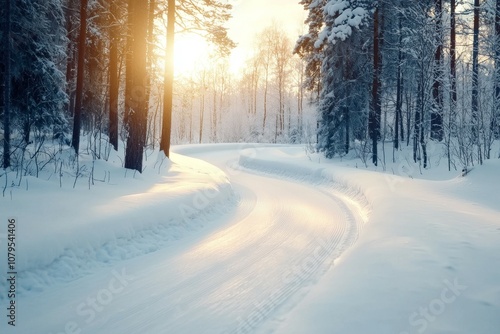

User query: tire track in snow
[15,147,368,334]
[157,149,365,334]
[226,152,367,334]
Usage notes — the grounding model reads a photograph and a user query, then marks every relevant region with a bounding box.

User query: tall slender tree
[108,0,120,151]
[450,0,457,122]
[369,6,382,166]
[71,0,89,154]
[159,0,234,155]
[394,9,403,151]
[64,0,79,118]
[124,0,149,172]
[160,0,175,157]
[430,0,444,141]
[294,0,326,97]
[494,0,500,138]
[2,0,12,168]
[471,0,480,147]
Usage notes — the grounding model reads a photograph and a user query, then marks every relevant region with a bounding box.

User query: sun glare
[155,31,245,79]
[173,34,208,76]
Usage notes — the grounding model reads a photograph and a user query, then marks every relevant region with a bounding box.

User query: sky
[226,0,306,72]
[173,0,306,76]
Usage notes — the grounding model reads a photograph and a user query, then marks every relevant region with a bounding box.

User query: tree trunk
[431,0,444,141]
[262,69,268,132]
[160,0,175,157]
[64,2,77,118]
[2,0,12,168]
[144,0,155,145]
[199,71,205,143]
[471,0,480,141]
[344,105,349,154]
[71,0,88,155]
[279,75,284,134]
[108,0,120,151]
[124,0,149,172]
[420,88,427,168]
[494,0,500,138]
[212,78,217,141]
[406,91,411,147]
[450,0,457,128]
[298,61,304,132]
[369,7,381,166]
[414,80,422,163]
[395,14,403,151]
[199,92,204,143]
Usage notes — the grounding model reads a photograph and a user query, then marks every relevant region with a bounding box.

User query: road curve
[16,146,362,334]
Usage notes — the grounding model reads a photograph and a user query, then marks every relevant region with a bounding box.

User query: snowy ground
[0,143,499,333]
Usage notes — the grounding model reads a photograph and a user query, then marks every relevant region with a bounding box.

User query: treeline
[0,0,233,173]
[170,23,310,145]
[297,0,500,169]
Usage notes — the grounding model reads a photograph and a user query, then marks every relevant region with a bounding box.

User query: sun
[153,32,208,79]
[154,30,245,79]
[173,34,209,76]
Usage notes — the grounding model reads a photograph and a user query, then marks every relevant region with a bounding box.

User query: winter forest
[1,1,500,333]
[1,0,500,176]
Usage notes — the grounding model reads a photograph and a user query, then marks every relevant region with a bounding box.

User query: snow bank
[0,150,234,297]
[236,146,500,334]
[238,146,371,224]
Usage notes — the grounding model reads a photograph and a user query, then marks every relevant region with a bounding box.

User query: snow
[1,143,499,333]
[320,1,368,44]
[241,146,500,334]
[0,147,234,296]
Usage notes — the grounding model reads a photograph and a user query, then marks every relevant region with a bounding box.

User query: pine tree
[159,0,235,156]
[369,5,382,165]
[471,0,481,163]
[494,0,500,138]
[1,0,12,168]
[295,0,326,97]
[7,0,68,145]
[108,0,121,151]
[430,0,444,141]
[124,0,148,172]
[160,0,175,157]
[313,0,371,158]
[71,0,89,154]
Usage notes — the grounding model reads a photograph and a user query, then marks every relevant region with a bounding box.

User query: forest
[299,0,500,169]
[1,0,499,177]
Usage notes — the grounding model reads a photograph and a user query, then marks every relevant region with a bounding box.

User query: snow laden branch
[315,0,370,47]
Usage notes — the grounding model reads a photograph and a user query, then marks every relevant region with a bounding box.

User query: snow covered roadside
[237,146,500,334]
[0,149,234,298]
[1,143,497,334]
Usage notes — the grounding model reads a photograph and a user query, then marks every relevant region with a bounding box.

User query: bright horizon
[172,0,305,76]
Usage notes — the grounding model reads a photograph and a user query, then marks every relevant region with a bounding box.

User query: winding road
[16,146,363,334]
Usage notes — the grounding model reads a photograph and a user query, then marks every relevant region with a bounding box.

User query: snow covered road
[12,146,364,334]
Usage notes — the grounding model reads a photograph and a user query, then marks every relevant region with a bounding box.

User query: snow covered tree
[108,0,124,151]
[1,0,12,168]
[314,0,371,158]
[369,4,382,165]
[271,27,293,135]
[450,0,457,127]
[124,0,148,172]
[471,0,481,163]
[254,24,293,136]
[160,0,235,157]
[160,0,175,158]
[3,0,68,146]
[295,0,326,97]
[494,0,500,138]
[430,0,444,141]
[71,0,89,154]
[256,27,274,132]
